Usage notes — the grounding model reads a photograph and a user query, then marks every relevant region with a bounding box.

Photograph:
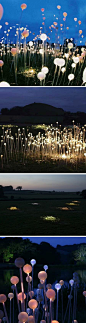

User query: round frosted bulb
[40,33,47,41]
[69,279,74,286]
[30,259,36,266]
[41,67,49,75]
[68,74,74,81]
[68,43,73,49]
[43,265,48,271]
[29,41,33,47]
[55,283,61,291]
[37,72,45,81]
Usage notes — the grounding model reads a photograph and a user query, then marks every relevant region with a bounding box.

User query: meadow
[0,191,85,235]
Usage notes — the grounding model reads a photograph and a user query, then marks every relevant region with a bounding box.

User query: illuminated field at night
[0,191,86,235]
[0,122,86,173]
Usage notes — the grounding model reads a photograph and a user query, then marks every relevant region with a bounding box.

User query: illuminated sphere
[22,30,29,38]
[83,68,86,83]
[37,72,45,81]
[18,312,28,323]
[10,276,19,285]
[55,283,61,291]
[54,58,60,66]
[28,299,38,310]
[72,63,76,68]
[23,264,32,274]
[8,293,14,300]
[78,20,81,25]
[68,42,73,49]
[0,295,7,303]
[28,316,34,323]
[0,4,3,20]
[30,259,36,266]
[26,275,32,283]
[79,30,82,34]
[61,67,66,73]
[83,291,86,297]
[73,56,79,64]
[41,67,49,74]
[39,49,44,55]
[69,279,74,286]
[0,60,4,67]
[11,48,17,56]
[29,291,34,298]
[40,33,47,41]
[55,58,65,67]
[59,280,64,286]
[74,18,77,21]
[57,5,61,9]
[46,289,55,300]
[21,4,27,10]
[63,12,67,17]
[0,311,4,319]
[15,257,25,268]
[68,74,74,81]
[46,284,52,289]
[41,8,45,12]
[18,293,26,302]
[29,41,33,47]
[38,271,47,282]
[0,81,10,87]
[43,265,48,271]
[52,321,59,323]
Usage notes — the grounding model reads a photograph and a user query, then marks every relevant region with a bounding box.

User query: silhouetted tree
[16,186,22,191]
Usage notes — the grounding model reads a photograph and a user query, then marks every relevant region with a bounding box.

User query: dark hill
[1,102,64,116]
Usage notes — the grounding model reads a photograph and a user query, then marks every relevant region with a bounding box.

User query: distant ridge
[1,102,64,116]
[0,102,86,125]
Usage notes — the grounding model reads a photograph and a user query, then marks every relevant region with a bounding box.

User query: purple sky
[0,174,86,191]
[0,87,86,112]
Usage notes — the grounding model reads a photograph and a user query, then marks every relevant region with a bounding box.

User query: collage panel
[0,236,86,322]
[0,87,86,173]
[0,173,86,236]
[0,0,86,86]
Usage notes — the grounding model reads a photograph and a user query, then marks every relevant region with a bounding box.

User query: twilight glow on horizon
[0,174,86,191]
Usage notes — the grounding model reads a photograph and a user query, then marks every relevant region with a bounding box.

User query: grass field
[0,192,85,235]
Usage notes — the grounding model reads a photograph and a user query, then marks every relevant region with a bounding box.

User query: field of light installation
[0,122,86,172]
[0,252,86,323]
[0,2,86,86]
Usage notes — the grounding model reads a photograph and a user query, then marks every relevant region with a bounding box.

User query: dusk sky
[3,237,86,247]
[0,87,86,112]
[0,0,86,44]
[29,237,86,247]
[0,174,86,191]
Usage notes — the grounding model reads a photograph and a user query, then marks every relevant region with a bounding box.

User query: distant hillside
[1,102,86,125]
[1,102,64,116]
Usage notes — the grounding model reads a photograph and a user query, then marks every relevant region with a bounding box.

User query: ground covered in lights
[0,192,86,235]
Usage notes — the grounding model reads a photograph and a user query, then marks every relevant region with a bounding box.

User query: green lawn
[0,194,86,235]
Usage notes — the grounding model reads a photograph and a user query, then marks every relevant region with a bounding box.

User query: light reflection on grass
[42,216,60,222]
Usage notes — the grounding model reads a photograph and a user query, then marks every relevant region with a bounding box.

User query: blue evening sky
[0,87,86,112]
[0,173,86,191]
[0,0,86,44]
